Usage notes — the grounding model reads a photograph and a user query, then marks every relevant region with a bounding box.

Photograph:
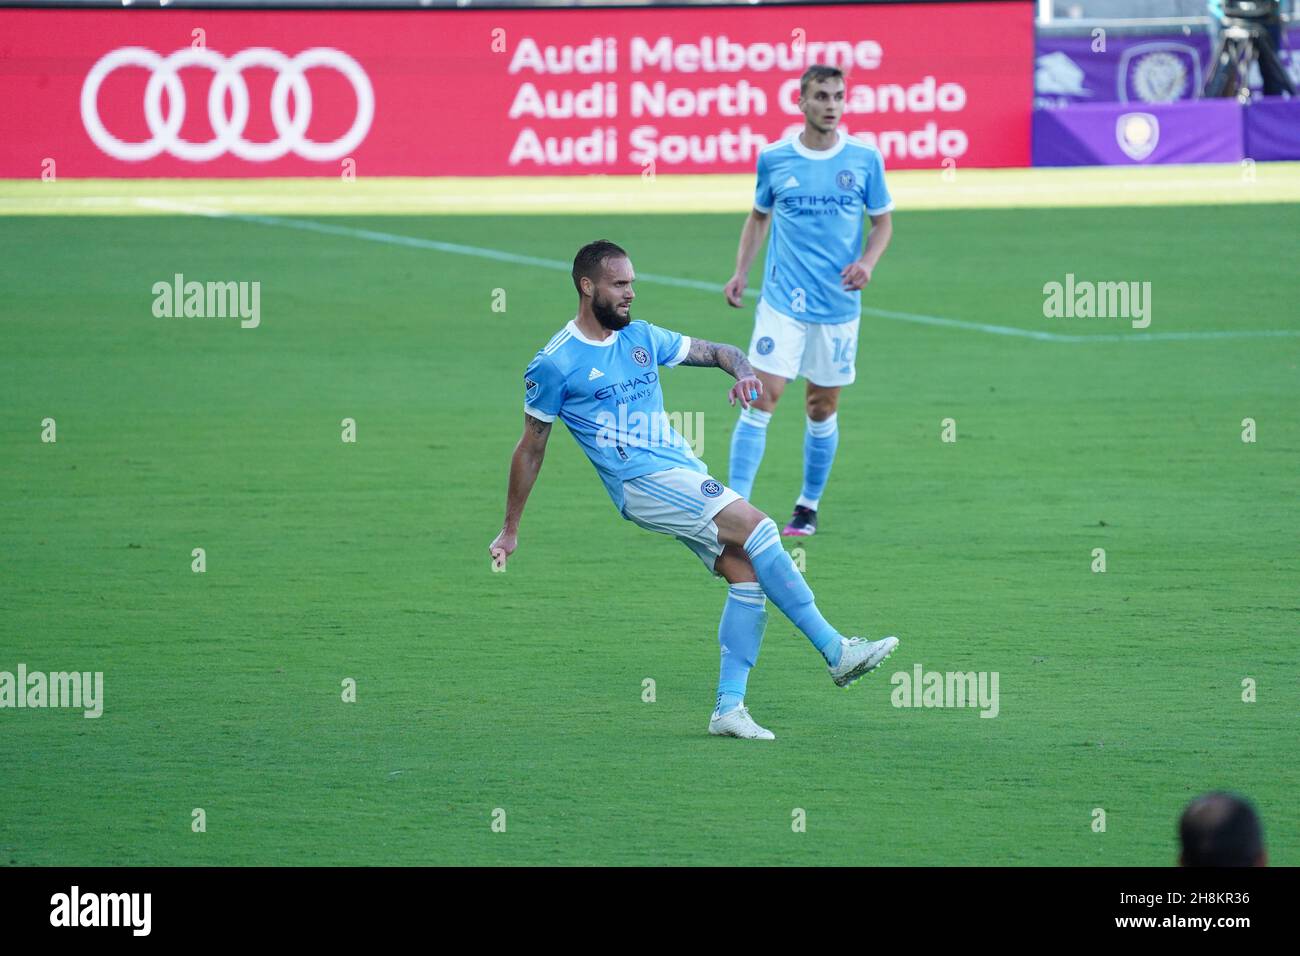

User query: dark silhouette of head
[1179,792,1266,867]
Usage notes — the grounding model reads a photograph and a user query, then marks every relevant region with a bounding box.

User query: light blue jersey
[524,319,703,512]
[754,129,894,324]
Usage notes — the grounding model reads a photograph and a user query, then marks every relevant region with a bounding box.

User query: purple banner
[1035,27,1300,107]
[1033,99,1244,166]
[1244,96,1300,160]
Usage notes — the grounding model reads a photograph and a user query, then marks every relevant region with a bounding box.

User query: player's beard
[592,292,632,331]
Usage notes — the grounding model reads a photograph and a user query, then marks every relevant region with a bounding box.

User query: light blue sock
[798,413,839,511]
[743,518,843,666]
[729,407,771,500]
[716,582,767,715]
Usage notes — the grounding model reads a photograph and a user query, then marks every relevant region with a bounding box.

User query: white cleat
[829,636,900,688]
[708,705,776,740]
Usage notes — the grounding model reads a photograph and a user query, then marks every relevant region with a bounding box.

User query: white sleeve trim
[753,202,772,214]
[524,405,556,423]
[665,335,691,368]
[867,201,896,216]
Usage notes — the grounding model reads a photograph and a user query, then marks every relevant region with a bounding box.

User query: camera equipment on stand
[1203,0,1296,99]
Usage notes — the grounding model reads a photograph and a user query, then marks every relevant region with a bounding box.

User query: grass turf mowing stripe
[113,196,1300,344]
[1,204,1296,866]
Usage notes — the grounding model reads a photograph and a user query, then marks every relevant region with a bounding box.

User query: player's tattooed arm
[525,413,552,439]
[679,338,764,410]
[680,338,754,379]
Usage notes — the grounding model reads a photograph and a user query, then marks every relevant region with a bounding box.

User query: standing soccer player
[489,240,899,740]
[723,64,895,537]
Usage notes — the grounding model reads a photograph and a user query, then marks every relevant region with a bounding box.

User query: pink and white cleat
[781,505,817,537]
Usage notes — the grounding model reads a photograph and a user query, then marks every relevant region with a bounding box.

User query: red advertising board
[0,3,1032,177]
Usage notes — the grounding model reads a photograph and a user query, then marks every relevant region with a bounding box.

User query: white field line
[133,198,1300,344]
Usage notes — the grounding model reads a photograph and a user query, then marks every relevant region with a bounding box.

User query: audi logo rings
[80,47,375,162]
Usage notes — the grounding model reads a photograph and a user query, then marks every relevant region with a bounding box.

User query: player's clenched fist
[489,529,517,568]
[723,274,747,308]
[841,261,872,291]
[728,375,763,410]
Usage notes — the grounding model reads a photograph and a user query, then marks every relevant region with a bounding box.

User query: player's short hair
[1179,792,1265,867]
[800,64,845,98]
[572,239,628,296]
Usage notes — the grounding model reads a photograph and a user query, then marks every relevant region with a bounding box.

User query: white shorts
[621,467,741,575]
[748,298,859,387]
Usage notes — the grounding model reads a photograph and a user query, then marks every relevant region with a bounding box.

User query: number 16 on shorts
[746,299,860,387]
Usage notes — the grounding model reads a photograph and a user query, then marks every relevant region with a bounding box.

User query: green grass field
[1,173,1297,865]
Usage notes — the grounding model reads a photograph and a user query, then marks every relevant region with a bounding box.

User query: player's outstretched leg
[728,407,770,500]
[707,568,774,740]
[715,500,898,688]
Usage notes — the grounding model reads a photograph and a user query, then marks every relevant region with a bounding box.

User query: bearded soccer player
[489,240,898,740]
[723,64,895,537]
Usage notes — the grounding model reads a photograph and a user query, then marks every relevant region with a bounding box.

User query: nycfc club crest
[631,346,651,367]
[1116,112,1159,161]
[756,336,775,355]
[836,170,856,192]
[700,479,723,498]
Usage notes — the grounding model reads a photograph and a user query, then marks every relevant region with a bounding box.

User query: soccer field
[1,170,1297,866]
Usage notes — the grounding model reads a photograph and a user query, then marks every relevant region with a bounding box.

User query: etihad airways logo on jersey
[593,371,657,401]
[779,195,858,211]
